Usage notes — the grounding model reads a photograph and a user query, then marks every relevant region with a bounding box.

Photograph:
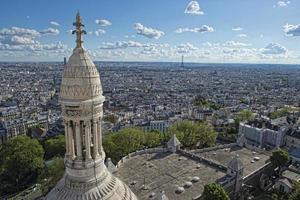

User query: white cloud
[40,28,60,36]
[176,43,199,54]
[50,21,60,26]
[276,1,290,7]
[95,19,112,26]
[0,40,67,52]
[185,1,204,15]
[41,41,66,51]
[94,29,106,36]
[98,40,144,49]
[202,42,220,47]
[0,27,40,37]
[8,36,37,45]
[175,25,214,34]
[232,27,243,31]
[134,23,164,39]
[261,43,287,54]
[223,41,251,47]
[283,24,300,36]
[238,34,247,38]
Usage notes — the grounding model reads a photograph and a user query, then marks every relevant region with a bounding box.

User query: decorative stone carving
[46,12,137,200]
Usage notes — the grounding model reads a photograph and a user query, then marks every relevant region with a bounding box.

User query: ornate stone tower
[46,12,137,200]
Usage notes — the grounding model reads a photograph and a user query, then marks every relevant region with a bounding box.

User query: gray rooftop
[194,146,270,176]
[115,152,225,200]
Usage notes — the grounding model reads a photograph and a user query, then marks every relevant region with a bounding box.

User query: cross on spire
[72,11,86,48]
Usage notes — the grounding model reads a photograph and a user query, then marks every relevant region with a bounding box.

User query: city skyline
[0,0,300,64]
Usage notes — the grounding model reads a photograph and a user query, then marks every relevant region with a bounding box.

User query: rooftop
[115,152,225,200]
[193,146,270,176]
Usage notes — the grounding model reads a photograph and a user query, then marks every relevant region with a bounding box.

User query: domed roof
[59,12,103,103]
[60,47,103,102]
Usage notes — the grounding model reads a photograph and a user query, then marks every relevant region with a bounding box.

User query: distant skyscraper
[46,12,137,200]
[180,55,184,68]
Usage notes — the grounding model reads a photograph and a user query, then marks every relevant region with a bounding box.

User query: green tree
[144,130,162,148]
[103,114,118,124]
[168,120,217,148]
[270,149,290,170]
[0,136,44,195]
[235,109,254,123]
[39,157,65,195]
[43,135,65,160]
[103,128,145,163]
[202,183,230,200]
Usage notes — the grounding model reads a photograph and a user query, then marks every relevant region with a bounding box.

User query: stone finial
[72,11,86,48]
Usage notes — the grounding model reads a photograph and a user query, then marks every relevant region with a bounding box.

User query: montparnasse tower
[46,12,137,200]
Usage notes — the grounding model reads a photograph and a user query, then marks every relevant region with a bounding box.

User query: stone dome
[60,47,103,102]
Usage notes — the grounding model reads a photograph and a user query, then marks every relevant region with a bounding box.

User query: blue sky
[1,0,300,63]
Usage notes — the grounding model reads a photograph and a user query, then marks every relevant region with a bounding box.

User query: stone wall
[177,149,228,172]
[190,143,237,154]
[116,147,167,168]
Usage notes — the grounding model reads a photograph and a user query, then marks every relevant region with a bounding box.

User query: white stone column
[85,121,92,159]
[64,120,70,155]
[93,120,99,158]
[97,118,103,154]
[69,122,75,159]
[75,121,82,159]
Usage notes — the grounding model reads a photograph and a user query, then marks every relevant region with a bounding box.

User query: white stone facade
[46,12,137,200]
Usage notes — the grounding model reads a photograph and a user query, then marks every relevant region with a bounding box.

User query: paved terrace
[193,146,271,176]
[115,152,225,200]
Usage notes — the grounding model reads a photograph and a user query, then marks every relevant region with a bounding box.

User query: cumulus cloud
[276,1,290,7]
[223,41,251,47]
[6,35,37,45]
[94,29,106,36]
[50,21,60,26]
[134,23,164,39]
[40,28,60,35]
[185,1,204,15]
[261,43,287,54]
[0,26,68,56]
[283,24,300,36]
[176,43,199,54]
[238,34,247,38]
[175,25,214,34]
[41,41,66,51]
[98,40,144,49]
[0,27,40,37]
[0,41,67,52]
[232,27,243,31]
[95,19,112,26]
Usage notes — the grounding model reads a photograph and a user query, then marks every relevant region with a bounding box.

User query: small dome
[191,176,200,182]
[184,181,193,188]
[176,186,185,193]
[60,47,103,102]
